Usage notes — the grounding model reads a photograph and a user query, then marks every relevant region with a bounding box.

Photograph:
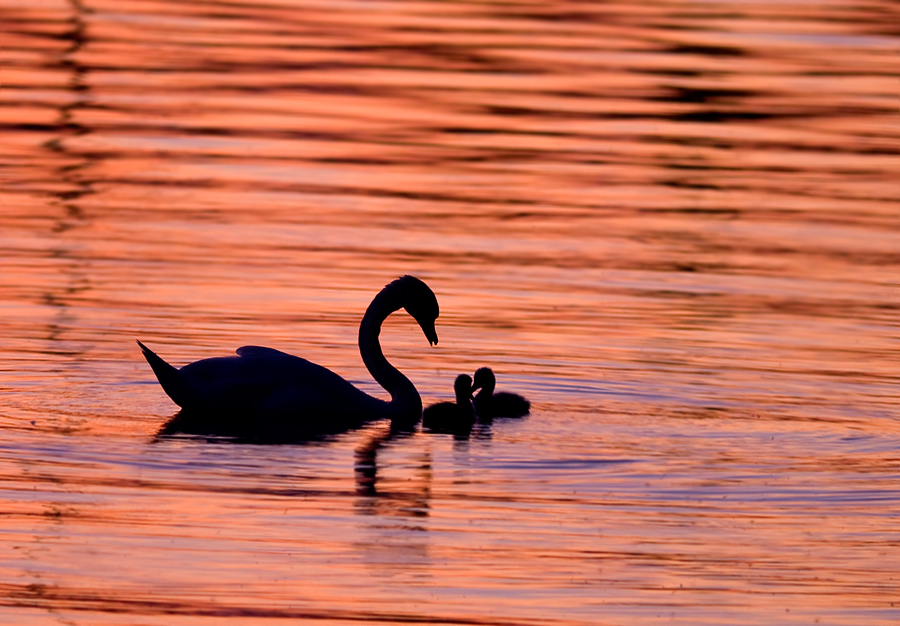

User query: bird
[472,367,530,419]
[422,374,476,434]
[138,275,439,440]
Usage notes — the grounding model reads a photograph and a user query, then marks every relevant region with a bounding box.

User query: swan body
[422,374,476,434]
[472,367,530,419]
[139,275,439,439]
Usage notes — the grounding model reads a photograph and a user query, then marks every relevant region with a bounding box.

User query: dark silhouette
[472,367,530,419]
[422,374,476,436]
[140,276,438,440]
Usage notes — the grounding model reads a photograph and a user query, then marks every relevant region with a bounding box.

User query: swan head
[472,367,495,392]
[394,275,439,346]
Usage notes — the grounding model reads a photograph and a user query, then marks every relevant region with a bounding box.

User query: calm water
[1,0,898,624]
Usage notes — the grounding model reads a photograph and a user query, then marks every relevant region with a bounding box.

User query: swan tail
[137,340,190,408]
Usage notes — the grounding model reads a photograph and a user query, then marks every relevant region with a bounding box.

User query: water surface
[1,0,898,624]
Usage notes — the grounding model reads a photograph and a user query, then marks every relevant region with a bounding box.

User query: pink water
[1,0,898,624]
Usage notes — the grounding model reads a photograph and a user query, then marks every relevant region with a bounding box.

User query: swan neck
[358,288,421,420]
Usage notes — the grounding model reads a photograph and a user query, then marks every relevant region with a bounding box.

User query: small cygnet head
[454,374,474,403]
[472,367,495,393]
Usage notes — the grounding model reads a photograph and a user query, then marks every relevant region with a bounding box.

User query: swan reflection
[354,425,432,520]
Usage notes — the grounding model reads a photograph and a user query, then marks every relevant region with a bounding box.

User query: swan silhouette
[422,374,476,434]
[139,275,439,439]
[472,367,530,419]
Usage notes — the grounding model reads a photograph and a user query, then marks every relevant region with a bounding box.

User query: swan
[422,374,476,434]
[138,275,439,439]
[472,367,530,419]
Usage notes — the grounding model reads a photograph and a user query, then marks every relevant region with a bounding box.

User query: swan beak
[422,322,438,346]
[412,312,438,346]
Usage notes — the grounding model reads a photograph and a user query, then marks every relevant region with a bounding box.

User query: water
[1,0,898,624]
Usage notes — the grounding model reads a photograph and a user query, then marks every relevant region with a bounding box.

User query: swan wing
[233,346,341,387]
[235,345,292,358]
[176,345,377,420]
[231,345,343,389]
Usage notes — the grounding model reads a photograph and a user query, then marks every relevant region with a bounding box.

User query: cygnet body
[472,367,530,419]
[423,374,476,434]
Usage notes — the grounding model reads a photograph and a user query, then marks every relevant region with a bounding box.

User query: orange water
[1,0,898,624]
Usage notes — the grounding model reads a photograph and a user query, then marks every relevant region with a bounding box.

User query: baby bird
[423,374,476,434]
[472,367,530,419]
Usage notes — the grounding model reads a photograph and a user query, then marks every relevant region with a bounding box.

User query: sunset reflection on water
[1,0,898,624]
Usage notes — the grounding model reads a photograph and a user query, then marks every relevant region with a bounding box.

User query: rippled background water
[2,0,899,624]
